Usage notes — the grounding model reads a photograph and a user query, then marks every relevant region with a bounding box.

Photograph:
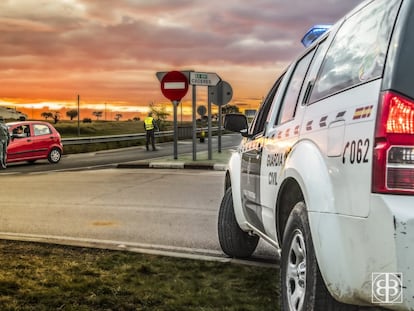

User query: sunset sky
[1,0,362,120]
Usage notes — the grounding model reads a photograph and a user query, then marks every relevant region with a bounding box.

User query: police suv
[218,0,414,310]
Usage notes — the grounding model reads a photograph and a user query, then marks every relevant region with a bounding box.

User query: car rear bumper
[374,195,414,310]
[309,194,414,310]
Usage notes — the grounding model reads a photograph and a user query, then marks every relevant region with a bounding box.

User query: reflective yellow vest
[144,117,155,130]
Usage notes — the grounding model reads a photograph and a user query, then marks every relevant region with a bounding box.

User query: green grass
[53,120,202,138]
[54,120,148,137]
[0,240,279,311]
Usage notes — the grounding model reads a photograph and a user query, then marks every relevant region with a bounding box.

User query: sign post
[190,72,221,160]
[160,71,189,159]
[157,70,224,161]
[192,84,197,160]
[210,80,233,153]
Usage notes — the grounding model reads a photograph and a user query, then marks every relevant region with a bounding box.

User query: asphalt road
[0,168,277,264]
[1,134,242,175]
[0,133,277,264]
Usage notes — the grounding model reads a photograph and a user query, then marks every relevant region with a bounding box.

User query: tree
[92,111,103,120]
[41,112,53,120]
[114,113,122,121]
[66,109,78,121]
[149,102,170,130]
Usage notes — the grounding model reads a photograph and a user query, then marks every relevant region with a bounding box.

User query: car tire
[218,187,259,258]
[281,201,358,311]
[48,147,62,164]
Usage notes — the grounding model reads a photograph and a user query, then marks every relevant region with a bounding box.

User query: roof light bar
[301,25,331,47]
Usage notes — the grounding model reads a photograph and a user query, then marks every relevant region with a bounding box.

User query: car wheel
[48,148,61,164]
[218,187,259,258]
[281,201,358,311]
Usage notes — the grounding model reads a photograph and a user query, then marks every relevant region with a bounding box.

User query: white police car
[218,0,414,310]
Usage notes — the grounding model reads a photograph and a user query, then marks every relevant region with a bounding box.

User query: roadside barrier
[61,127,218,146]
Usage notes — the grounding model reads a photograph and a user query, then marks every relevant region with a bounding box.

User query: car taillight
[386,95,414,134]
[372,91,414,194]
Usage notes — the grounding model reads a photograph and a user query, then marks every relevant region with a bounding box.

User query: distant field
[54,120,160,137]
[53,120,207,138]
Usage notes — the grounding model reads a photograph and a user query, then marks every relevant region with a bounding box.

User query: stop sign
[160,71,189,102]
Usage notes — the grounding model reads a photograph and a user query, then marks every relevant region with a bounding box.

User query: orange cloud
[0,0,363,119]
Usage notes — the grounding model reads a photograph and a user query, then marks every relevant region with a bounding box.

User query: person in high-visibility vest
[144,112,158,151]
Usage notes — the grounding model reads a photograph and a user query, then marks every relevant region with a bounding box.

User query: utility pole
[77,95,80,136]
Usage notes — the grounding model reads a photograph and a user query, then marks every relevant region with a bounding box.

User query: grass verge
[0,240,279,311]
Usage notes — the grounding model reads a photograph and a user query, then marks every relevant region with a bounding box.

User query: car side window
[276,49,316,125]
[309,0,401,103]
[34,124,52,136]
[12,125,30,137]
[250,75,284,137]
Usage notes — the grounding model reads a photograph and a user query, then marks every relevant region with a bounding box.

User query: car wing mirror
[224,113,249,137]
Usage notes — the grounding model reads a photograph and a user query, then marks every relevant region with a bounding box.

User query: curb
[117,161,227,171]
[0,232,277,268]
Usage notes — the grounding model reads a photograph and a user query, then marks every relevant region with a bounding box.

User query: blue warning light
[301,25,331,47]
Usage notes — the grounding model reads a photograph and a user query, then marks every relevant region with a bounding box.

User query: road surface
[1,134,242,175]
[0,168,277,264]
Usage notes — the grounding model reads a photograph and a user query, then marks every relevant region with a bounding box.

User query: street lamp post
[77,95,80,137]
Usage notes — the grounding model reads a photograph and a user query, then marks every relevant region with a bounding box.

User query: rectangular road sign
[164,82,186,89]
[190,72,221,86]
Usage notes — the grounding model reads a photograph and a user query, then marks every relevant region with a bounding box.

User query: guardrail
[61,127,217,146]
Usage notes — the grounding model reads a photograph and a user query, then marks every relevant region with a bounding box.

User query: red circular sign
[160,71,189,102]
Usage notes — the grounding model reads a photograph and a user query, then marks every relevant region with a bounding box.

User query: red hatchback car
[6,121,63,165]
